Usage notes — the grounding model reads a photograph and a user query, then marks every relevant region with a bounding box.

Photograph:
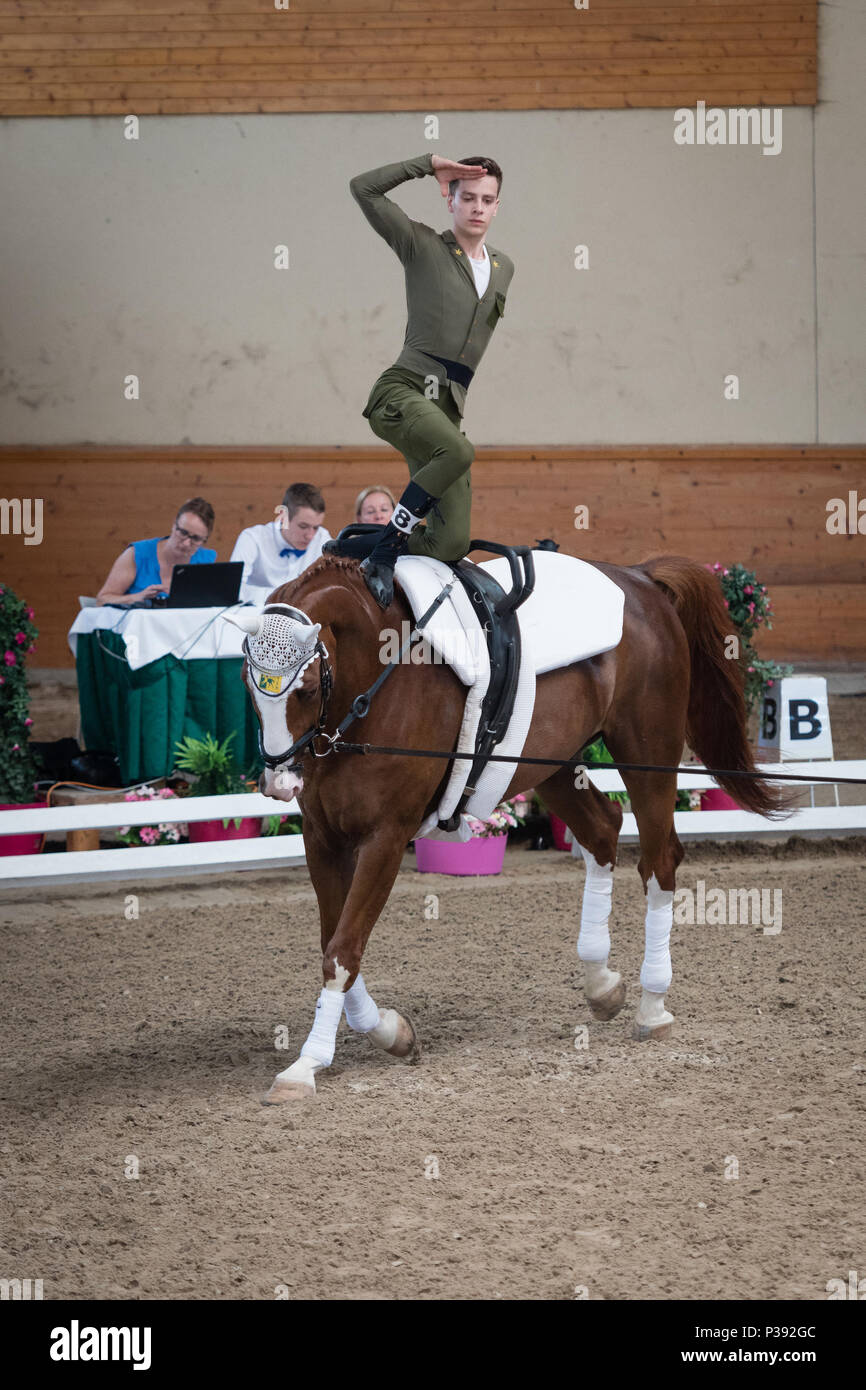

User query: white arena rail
[578,760,866,843]
[1,762,864,890]
[0,792,305,889]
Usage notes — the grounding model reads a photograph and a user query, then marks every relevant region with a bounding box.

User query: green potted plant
[173,731,262,842]
[0,586,44,856]
[262,811,303,838]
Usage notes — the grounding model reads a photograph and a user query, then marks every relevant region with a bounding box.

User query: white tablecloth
[68,604,251,671]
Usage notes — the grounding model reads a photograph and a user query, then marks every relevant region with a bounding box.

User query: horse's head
[227,603,330,801]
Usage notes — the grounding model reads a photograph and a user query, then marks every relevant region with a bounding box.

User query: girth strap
[436,558,523,831]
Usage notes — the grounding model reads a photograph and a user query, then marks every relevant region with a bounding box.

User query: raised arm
[349,154,493,263]
[349,153,435,262]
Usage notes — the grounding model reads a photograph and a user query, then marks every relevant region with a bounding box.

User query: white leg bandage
[640,873,674,994]
[297,986,345,1069]
[577,844,614,963]
[343,972,381,1033]
[342,973,400,1050]
[274,983,346,1091]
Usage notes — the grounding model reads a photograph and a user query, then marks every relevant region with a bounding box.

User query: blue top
[127,536,216,594]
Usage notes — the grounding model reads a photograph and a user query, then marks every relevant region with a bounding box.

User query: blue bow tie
[280,546,307,558]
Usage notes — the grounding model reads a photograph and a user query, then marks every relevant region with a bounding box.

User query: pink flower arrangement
[4,651,16,666]
[117,784,187,847]
[466,800,521,839]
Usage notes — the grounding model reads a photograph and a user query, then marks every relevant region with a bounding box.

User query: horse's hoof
[386,1010,421,1063]
[586,979,627,1021]
[261,1078,316,1105]
[631,1018,674,1042]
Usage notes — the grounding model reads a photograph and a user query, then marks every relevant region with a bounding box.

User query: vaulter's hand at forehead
[430,156,489,197]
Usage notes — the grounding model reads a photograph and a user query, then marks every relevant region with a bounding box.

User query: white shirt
[230,518,332,605]
[469,243,491,298]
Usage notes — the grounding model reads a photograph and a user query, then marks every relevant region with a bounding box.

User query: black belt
[424,353,474,390]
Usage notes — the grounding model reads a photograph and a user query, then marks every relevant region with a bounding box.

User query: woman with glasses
[96,497,217,606]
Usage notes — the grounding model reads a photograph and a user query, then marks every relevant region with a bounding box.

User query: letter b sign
[758,677,833,760]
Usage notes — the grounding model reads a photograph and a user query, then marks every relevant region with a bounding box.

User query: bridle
[242,578,457,778]
[242,604,334,773]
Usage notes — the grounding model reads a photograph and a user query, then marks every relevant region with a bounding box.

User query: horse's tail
[639,554,791,818]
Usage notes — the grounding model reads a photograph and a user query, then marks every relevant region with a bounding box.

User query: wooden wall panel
[0,1,817,117]
[0,445,861,667]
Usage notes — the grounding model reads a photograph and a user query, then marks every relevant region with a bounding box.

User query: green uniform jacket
[350,152,514,418]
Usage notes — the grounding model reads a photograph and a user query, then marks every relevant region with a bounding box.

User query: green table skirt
[76,632,261,785]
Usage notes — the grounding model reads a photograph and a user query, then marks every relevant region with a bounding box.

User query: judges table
[68,605,261,785]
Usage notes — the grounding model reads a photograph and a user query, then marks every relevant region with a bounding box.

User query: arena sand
[1,842,864,1301]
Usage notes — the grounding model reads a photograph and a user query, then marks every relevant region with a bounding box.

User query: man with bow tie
[230,482,332,605]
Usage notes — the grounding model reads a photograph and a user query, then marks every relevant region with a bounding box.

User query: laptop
[154,561,243,609]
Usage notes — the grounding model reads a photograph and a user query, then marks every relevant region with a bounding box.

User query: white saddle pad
[480,551,625,672]
[394,552,624,839]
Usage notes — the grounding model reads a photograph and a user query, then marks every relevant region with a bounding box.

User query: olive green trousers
[363,367,475,562]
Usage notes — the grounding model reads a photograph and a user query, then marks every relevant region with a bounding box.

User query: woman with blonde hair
[354,485,395,525]
[324,485,397,557]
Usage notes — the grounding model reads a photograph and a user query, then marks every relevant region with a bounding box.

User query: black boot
[360,481,439,608]
[322,524,385,558]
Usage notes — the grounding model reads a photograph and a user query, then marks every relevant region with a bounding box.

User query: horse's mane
[289,554,364,597]
[306,554,362,577]
[273,552,386,615]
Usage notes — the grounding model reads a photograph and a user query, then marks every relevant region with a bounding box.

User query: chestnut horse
[236,552,784,1104]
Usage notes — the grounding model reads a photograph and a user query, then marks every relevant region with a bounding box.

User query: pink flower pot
[414,833,507,876]
[0,800,45,856]
[549,814,572,851]
[700,789,742,811]
[188,817,262,843]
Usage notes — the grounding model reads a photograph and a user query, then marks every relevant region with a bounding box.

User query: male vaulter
[338,153,514,608]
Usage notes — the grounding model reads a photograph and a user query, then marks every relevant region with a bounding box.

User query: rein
[258,578,457,774]
[316,741,866,788]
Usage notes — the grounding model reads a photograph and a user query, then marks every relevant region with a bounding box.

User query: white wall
[815,0,866,443]
[0,2,862,447]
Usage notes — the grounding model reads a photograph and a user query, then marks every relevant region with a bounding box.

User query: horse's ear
[223,609,263,636]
